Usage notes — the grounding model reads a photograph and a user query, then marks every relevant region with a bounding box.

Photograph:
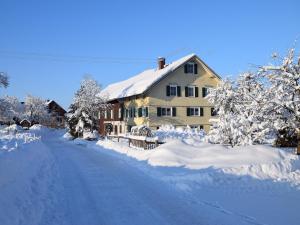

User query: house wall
[123,96,150,130]
[146,58,220,132]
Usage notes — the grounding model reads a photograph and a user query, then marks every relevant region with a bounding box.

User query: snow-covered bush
[154,125,205,143]
[66,76,111,139]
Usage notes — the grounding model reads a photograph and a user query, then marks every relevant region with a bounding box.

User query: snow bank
[96,138,300,185]
[0,125,41,152]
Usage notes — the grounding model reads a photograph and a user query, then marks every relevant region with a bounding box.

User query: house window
[200,125,204,130]
[118,108,122,119]
[184,62,198,74]
[185,86,199,97]
[111,110,114,119]
[187,107,204,116]
[142,107,149,117]
[166,85,181,97]
[162,107,171,117]
[104,111,107,119]
[170,85,177,96]
[119,125,122,133]
[186,63,194,73]
[188,86,194,97]
[211,107,217,116]
[157,107,176,117]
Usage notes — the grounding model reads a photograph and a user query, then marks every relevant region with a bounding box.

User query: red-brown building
[99,101,125,136]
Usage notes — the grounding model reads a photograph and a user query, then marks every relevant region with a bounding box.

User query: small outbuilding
[20,119,31,129]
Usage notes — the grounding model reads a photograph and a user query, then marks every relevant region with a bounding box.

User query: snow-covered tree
[0,96,24,124]
[206,79,241,146]
[24,95,50,124]
[0,72,9,88]
[66,76,111,139]
[260,48,300,147]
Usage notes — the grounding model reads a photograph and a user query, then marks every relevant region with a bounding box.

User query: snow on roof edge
[98,53,216,101]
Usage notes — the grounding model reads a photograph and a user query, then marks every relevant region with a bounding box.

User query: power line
[0,50,155,64]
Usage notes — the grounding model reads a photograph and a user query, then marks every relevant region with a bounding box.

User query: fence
[107,135,164,150]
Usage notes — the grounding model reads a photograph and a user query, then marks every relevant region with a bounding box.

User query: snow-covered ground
[0,125,300,225]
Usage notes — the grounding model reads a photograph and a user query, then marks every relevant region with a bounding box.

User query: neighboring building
[20,119,31,129]
[44,100,66,128]
[98,53,221,136]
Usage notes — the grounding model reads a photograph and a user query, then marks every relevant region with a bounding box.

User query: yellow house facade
[99,54,220,135]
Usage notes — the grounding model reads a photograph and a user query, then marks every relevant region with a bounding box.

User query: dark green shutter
[195,87,199,97]
[172,107,176,117]
[200,107,204,116]
[184,64,188,73]
[194,64,198,74]
[166,85,170,96]
[185,87,188,97]
[145,107,149,117]
[177,86,181,97]
[157,107,162,117]
[138,108,142,117]
[187,108,190,116]
[202,87,207,97]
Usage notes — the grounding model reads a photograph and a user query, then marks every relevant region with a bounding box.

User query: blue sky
[0,0,299,109]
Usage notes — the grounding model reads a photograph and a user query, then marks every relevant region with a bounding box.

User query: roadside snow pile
[96,138,300,186]
[0,125,41,152]
[154,125,205,144]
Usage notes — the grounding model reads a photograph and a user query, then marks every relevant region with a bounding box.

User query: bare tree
[0,72,9,88]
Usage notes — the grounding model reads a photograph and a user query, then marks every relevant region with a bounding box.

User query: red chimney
[157,57,165,70]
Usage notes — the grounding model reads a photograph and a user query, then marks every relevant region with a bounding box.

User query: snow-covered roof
[99,53,206,101]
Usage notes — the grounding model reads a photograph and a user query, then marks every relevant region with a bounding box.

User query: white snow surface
[98,53,196,100]
[1,125,300,225]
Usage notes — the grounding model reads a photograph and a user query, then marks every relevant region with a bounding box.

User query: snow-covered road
[1,131,300,225]
[42,136,251,225]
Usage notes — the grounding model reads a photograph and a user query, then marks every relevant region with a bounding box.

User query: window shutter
[172,107,176,117]
[177,86,181,97]
[202,87,207,97]
[185,86,188,97]
[138,108,142,117]
[121,108,124,119]
[157,107,162,117]
[194,63,198,74]
[166,85,170,96]
[187,108,190,116]
[195,87,199,97]
[184,64,188,73]
[200,107,204,116]
[145,107,149,117]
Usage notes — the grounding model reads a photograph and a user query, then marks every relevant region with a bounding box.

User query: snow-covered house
[44,100,66,128]
[98,54,221,135]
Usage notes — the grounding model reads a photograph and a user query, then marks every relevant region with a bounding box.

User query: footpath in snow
[0,125,300,225]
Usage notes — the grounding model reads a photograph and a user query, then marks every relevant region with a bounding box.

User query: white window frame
[118,108,122,119]
[169,84,177,96]
[142,107,148,117]
[187,86,195,97]
[104,111,107,119]
[188,107,200,116]
[161,107,172,117]
[186,62,195,74]
[111,109,114,119]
